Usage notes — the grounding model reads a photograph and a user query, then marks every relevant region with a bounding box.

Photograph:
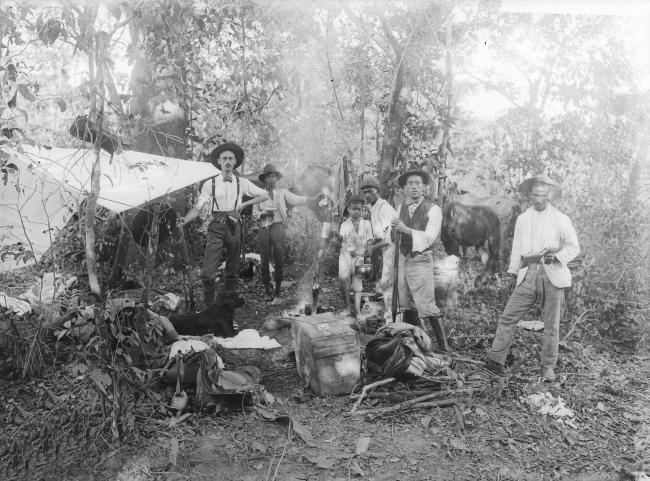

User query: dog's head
[213,291,245,309]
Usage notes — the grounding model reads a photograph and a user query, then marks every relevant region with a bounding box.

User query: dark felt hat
[210,142,244,168]
[397,167,431,188]
[519,173,562,200]
[360,175,380,190]
[259,163,283,182]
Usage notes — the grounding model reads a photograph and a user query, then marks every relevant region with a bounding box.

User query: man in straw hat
[254,163,311,300]
[179,143,268,306]
[485,173,580,381]
[390,166,450,351]
[361,175,398,324]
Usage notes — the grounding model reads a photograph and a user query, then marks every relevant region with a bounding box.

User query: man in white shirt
[179,143,268,306]
[390,168,449,351]
[254,164,310,300]
[361,176,397,324]
[486,174,580,381]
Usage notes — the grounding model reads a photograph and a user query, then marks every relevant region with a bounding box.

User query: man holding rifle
[389,167,449,351]
[361,176,398,325]
[485,174,580,381]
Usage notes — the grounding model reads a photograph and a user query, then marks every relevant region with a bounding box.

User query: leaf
[89,368,112,396]
[420,415,432,429]
[7,90,17,108]
[103,1,121,20]
[55,98,66,112]
[291,419,313,444]
[251,440,265,452]
[168,437,179,467]
[255,405,288,421]
[350,458,364,477]
[306,453,337,469]
[354,436,370,456]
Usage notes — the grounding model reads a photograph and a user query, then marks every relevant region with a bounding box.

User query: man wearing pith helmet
[390,166,449,351]
[360,175,398,324]
[179,143,268,306]
[485,173,580,381]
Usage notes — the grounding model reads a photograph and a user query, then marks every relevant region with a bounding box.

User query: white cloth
[339,218,373,256]
[397,202,442,253]
[195,173,267,212]
[213,329,281,350]
[509,205,580,288]
[369,198,396,243]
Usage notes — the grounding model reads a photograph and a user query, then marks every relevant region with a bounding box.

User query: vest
[399,200,433,256]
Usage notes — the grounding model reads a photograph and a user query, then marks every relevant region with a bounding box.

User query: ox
[441,201,501,273]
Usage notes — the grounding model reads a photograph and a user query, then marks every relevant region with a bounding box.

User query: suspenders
[211,174,240,212]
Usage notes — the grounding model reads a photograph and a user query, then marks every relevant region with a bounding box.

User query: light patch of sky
[459,0,650,120]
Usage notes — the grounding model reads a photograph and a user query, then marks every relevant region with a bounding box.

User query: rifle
[391,230,401,322]
[176,223,196,312]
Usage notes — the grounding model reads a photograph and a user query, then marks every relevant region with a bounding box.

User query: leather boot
[202,280,216,307]
[264,283,274,301]
[274,281,282,299]
[402,309,420,326]
[426,315,450,351]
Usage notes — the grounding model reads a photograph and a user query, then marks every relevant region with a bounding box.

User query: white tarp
[0,145,219,271]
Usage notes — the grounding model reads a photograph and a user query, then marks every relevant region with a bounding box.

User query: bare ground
[110,267,650,481]
[1,260,648,481]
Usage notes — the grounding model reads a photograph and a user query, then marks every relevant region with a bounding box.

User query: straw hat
[519,173,562,200]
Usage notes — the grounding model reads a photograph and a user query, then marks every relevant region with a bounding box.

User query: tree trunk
[377,60,410,198]
[109,54,187,286]
[437,18,453,206]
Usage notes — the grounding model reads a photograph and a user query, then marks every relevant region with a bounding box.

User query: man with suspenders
[179,143,268,306]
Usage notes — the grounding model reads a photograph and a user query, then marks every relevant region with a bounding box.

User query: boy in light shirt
[336,196,373,321]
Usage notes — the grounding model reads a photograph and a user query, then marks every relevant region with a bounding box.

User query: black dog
[169,291,243,337]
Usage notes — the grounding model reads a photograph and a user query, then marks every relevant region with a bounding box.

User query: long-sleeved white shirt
[369,198,397,243]
[509,204,580,288]
[397,200,442,253]
[254,187,308,226]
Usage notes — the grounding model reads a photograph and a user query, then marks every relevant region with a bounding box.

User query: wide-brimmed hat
[360,175,380,190]
[397,167,431,188]
[259,163,283,182]
[210,143,244,168]
[519,173,562,200]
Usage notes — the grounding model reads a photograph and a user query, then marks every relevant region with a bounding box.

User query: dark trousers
[259,222,286,285]
[201,219,241,291]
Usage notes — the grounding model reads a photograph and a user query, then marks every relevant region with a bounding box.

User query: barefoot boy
[336,196,373,320]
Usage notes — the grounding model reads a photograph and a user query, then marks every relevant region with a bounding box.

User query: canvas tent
[0,145,219,271]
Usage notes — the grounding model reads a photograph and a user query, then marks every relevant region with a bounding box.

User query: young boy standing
[337,196,373,321]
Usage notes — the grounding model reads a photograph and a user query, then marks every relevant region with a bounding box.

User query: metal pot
[354,263,374,280]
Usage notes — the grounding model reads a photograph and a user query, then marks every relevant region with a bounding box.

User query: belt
[261,221,284,229]
[211,211,237,224]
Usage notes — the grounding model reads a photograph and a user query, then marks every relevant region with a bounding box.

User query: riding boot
[274,281,282,299]
[202,280,216,307]
[264,283,274,301]
[402,309,420,326]
[426,315,450,351]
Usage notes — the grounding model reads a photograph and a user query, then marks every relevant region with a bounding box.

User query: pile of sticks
[350,356,491,416]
